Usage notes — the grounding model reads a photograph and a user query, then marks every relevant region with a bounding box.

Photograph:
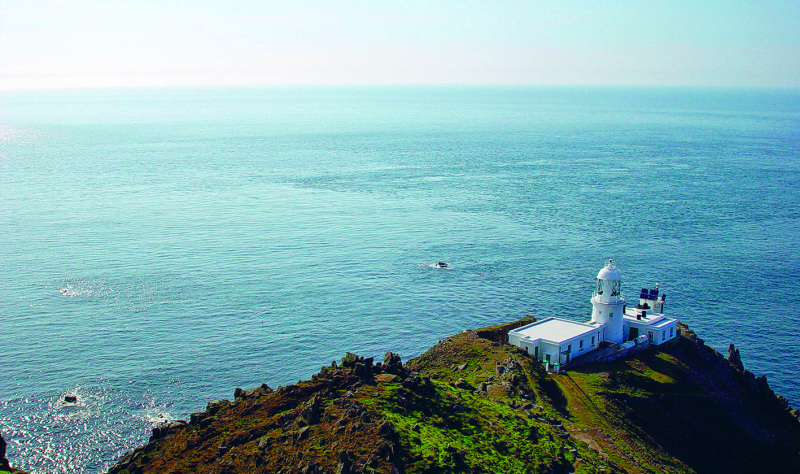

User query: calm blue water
[1,86,799,473]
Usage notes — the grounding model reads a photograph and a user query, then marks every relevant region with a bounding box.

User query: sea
[1,85,799,473]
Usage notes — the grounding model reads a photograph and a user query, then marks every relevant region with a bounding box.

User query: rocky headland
[96,318,800,473]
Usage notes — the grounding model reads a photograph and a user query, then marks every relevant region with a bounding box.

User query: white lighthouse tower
[591,259,627,344]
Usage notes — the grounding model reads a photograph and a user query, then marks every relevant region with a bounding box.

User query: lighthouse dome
[597,259,622,281]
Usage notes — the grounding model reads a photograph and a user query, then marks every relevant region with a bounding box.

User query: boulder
[453,378,476,391]
[375,374,398,383]
[190,411,207,424]
[150,420,188,442]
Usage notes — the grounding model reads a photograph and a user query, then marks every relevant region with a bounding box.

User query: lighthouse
[591,259,626,344]
[507,259,678,372]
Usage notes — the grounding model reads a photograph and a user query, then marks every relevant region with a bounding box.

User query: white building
[508,259,678,371]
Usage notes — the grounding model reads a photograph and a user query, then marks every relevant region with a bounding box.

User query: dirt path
[551,372,654,473]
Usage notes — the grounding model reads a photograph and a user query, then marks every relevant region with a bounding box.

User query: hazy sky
[1,0,799,90]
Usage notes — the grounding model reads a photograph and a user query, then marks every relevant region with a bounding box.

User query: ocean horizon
[2,85,799,473]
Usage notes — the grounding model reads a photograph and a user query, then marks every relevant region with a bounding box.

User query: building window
[662,332,666,341]
[579,340,584,350]
[648,332,653,341]
[670,327,674,337]
[567,344,572,353]
[597,279,604,295]
[591,336,595,346]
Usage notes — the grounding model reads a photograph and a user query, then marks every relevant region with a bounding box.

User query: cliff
[107,320,800,474]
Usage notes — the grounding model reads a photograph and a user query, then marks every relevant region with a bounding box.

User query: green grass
[370,378,609,473]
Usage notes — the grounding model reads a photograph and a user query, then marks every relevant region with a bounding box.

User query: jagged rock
[342,352,361,368]
[302,394,323,425]
[234,387,245,399]
[64,394,78,403]
[190,411,207,424]
[351,357,374,379]
[756,375,775,398]
[728,343,744,370]
[207,399,230,415]
[199,416,215,429]
[150,420,188,442]
[383,352,404,374]
[0,431,10,471]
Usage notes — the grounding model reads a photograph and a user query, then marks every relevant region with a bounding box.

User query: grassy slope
[391,330,611,473]
[107,320,800,474]
[550,328,800,474]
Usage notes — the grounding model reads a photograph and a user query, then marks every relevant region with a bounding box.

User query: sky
[1,0,799,90]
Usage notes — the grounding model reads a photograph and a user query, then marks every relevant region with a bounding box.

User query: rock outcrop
[0,432,9,471]
[0,432,28,474]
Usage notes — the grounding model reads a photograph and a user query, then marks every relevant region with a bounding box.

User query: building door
[534,346,539,359]
[629,327,639,339]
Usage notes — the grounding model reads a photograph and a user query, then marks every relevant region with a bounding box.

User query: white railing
[592,292,627,302]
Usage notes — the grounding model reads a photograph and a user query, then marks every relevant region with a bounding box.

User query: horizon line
[3,82,799,93]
